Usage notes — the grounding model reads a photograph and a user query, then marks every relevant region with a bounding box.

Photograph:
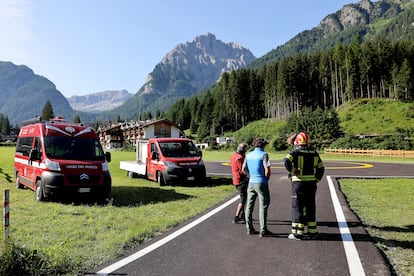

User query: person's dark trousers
[291,181,317,237]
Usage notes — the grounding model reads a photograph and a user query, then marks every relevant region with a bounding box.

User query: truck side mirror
[151,151,158,160]
[198,150,203,157]
[29,148,40,161]
[105,152,111,163]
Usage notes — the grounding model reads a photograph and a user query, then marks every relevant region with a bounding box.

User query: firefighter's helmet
[294,132,309,146]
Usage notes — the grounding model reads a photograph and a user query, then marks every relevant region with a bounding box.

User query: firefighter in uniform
[284,132,324,240]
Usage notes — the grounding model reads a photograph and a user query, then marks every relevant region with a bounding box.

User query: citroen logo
[65,126,76,133]
[80,174,90,181]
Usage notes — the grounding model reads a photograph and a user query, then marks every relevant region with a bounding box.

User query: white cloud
[0,0,33,63]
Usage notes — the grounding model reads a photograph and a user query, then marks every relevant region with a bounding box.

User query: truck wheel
[35,179,45,202]
[127,171,136,178]
[15,173,23,189]
[157,171,165,186]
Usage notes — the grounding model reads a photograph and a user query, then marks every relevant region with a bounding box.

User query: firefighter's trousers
[291,181,318,237]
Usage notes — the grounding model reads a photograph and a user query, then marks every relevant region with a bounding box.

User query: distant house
[97,118,184,149]
[97,123,123,150]
[216,136,235,145]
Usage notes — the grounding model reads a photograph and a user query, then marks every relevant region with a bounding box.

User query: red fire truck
[119,137,206,186]
[14,117,111,201]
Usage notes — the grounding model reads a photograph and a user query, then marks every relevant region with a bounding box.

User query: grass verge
[0,147,234,275]
[340,178,414,276]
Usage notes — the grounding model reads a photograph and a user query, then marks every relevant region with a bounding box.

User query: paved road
[92,161,414,276]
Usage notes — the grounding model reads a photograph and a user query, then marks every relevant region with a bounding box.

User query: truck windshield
[159,141,200,158]
[44,137,105,160]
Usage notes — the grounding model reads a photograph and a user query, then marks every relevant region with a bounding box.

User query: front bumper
[41,171,111,198]
[162,165,206,185]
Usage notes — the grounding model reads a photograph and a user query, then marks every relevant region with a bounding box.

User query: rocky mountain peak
[107,33,256,119]
[140,33,256,97]
[168,32,253,66]
[360,0,373,11]
[68,90,133,113]
[317,0,397,36]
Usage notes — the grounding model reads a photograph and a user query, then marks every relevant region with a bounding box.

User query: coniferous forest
[164,37,414,144]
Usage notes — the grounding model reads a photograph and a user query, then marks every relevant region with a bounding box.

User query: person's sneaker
[247,228,259,235]
[288,234,302,240]
[259,230,273,237]
[232,216,245,224]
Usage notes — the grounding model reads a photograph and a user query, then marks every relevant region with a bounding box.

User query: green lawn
[340,178,414,276]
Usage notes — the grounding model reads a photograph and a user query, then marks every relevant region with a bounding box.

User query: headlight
[164,161,181,168]
[45,158,61,171]
[102,162,109,172]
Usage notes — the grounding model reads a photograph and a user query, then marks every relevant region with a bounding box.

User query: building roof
[98,118,182,133]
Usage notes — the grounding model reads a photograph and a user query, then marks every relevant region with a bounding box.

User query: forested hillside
[250,0,414,68]
[227,99,414,151]
[337,98,414,135]
[164,37,414,143]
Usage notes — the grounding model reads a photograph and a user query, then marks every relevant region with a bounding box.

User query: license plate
[78,188,91,193]
[187,176,195,180]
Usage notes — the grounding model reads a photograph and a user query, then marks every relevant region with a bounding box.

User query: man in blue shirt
[242,137,272,237]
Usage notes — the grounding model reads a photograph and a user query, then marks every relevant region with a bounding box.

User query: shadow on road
[248,220,375,241]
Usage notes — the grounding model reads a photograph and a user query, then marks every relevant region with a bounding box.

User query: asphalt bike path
[91,161,414,276]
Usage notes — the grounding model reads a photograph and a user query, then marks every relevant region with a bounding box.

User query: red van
[14,117,111,201]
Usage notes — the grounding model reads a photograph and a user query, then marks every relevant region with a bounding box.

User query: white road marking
[327,176,366,276]
[97,175,367,275]
[96,195,240,275]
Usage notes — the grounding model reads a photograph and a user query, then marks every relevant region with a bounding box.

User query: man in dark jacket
[284,132,324,240]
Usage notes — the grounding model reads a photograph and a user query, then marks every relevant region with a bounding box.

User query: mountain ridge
[0,61,74,125]
[68,90,133,113]
[104,33,256,120]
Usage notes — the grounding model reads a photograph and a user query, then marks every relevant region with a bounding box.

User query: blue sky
[0,0,356,97]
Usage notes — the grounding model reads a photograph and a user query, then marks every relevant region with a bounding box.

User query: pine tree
[41,100,54,121]
[1,115,10,134]
[74,115,81,124]
[155,110,161,119]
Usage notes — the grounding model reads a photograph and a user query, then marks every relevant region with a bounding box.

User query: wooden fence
[323,148,414,158]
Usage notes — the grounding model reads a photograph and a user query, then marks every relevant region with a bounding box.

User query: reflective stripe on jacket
[284,146,324,182]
